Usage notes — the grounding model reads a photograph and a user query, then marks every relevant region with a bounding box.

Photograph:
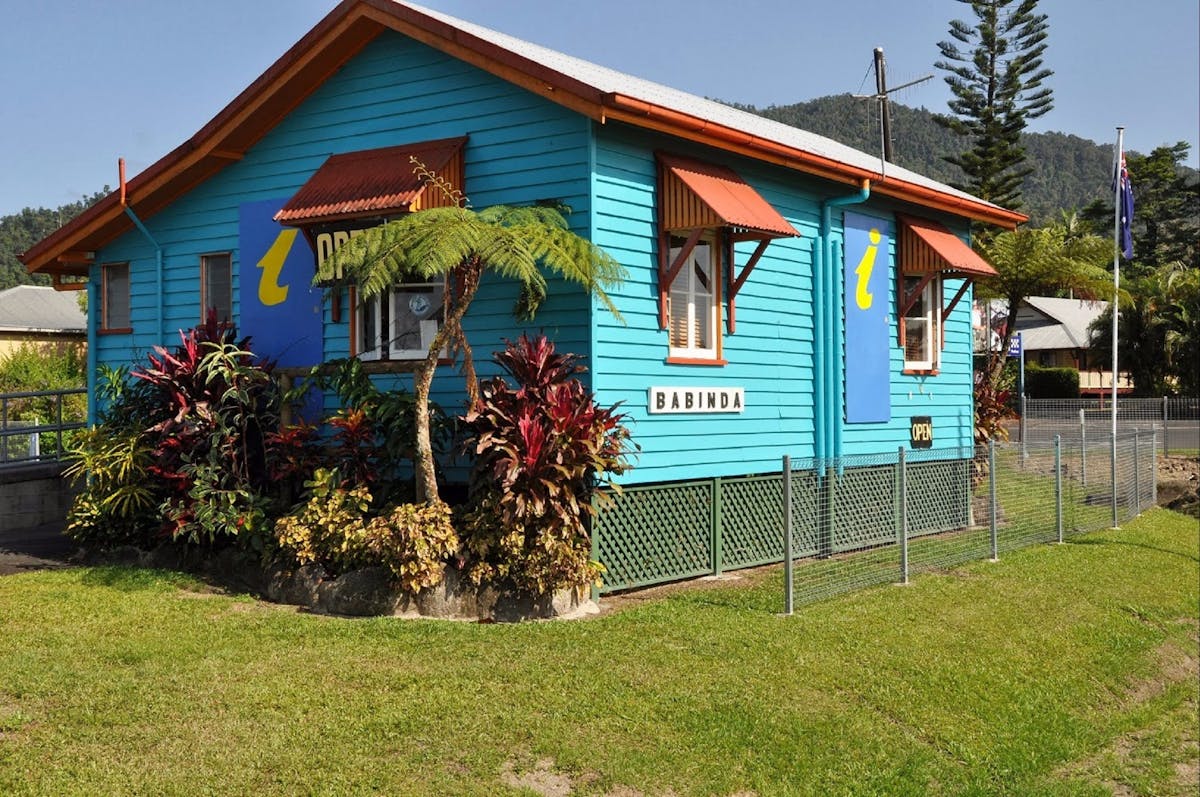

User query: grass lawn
[1,510,1196,796]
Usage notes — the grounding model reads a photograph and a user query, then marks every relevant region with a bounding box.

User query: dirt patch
[1157,455,1199,517]
[598,565,775,615]
[1123,640,1199,707]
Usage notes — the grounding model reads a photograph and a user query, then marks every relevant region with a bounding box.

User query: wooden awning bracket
[897,270,976,350]
[726,237,770,333]
[657,227,703,329]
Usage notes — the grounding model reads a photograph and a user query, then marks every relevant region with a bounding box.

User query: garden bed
[76,543,597,622]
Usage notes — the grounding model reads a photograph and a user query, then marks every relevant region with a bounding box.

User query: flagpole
[1112,128,1123,445]
[1111,127,1123,528]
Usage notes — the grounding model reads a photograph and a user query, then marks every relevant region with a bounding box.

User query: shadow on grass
[1066,537,1200,563]
[79,565,200,592]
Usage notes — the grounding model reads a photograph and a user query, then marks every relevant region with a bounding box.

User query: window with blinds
[667,238,717,359]
[902,274,940,371]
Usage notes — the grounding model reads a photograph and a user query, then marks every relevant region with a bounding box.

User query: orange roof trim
[658,153,798,239]
[897,213,998,278]
[276,137,466,226]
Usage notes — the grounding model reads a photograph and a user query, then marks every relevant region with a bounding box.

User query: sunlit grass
[0,510,1196,795]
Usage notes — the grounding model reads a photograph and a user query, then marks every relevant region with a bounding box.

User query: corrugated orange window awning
[895,213,998,349]
[896,213,997,278]
[659,153,799,240]
[656,153,799,333]
[275,136,467,226]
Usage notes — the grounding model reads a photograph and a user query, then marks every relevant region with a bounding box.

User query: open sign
[910,416,933,449]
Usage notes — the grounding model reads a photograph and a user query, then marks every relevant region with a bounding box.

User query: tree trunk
[412,355,439,504]
[413,258,485,504]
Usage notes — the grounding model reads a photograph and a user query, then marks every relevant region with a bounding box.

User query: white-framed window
[354,280,445,361]
[902,274,940,371]
[201,253,232,322]
[101,262,131,331]
[667,237,718,360]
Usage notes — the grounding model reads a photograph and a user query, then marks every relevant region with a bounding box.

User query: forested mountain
[1,94,1189,289]
[729,94,1136,223]
[0,191,106,290]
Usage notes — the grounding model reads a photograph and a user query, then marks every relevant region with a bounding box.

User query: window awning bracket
[657,227,703,330]
[726,237,771,333]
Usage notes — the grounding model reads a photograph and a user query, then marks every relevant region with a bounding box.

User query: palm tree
[1090,262,1200,396]
[974,222,1114,388]
[1162,263,1200,396]
[319,176,624,504]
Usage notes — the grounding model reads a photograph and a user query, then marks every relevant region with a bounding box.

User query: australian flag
[1115,153,1134,259]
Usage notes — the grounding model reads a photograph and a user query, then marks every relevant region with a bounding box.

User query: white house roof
[408,1,1007,215]
[1015,296,1108,351]
[0,285,87,334]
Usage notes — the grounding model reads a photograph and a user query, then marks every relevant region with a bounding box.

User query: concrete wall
[0,463,77,533]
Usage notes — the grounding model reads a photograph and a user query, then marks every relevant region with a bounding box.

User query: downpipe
[119,158,164,342]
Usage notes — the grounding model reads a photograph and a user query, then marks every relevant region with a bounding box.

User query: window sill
[665,356,728,367]
[902,367,940,376]
[99,327,133,335]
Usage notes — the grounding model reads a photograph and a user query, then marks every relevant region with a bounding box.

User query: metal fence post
[1152,430,1158,506]
[1111,431,1119,529]
[712,476,723,576]
[989,440,999,561]
[1055,435,1064,544]
[1079,408,1087,487]
[898,447,909,585]
[1133,431,1141,515]
[589,494,600,604]
[1162,395,1170,457]
[1020,393,1027,463]
[783,455,793,616]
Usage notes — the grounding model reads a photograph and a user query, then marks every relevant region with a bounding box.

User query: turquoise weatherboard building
[23,0,1026,591]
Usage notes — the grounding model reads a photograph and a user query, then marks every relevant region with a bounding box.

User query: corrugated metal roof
[659,154,799,238]
[0,285,87,334]
[406,1,1011,218]
[275,136,466,225]
[896,214,997,277]
[1017,297,1108,350]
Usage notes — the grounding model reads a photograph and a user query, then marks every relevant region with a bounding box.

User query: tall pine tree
[935,0,1053,211]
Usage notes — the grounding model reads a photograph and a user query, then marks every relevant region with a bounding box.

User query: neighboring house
[21,1,1023,586]
[978,297,1132,396]
[0,285,87,362]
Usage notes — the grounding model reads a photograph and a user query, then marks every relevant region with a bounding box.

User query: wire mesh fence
[593,431,1160,607]
[781,431,1158,611]
[1019,397,1200,456]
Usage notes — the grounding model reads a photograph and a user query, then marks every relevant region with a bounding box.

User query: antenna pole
[874,47,893,162]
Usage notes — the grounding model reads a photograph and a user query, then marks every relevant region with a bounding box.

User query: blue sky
[3,0,1197,217]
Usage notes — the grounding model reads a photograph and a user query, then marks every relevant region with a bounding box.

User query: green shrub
[1024,364,1080,398]
[273,469,370,573]
[460,334,636,596]
[363,502,458,594]
[272,468,457,595]
[63,426,159,548]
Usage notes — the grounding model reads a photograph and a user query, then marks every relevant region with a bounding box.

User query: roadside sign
[1007,332,1022,357]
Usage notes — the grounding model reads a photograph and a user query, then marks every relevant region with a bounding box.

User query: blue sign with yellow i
[237,198,323,369]
[843,211,892,423]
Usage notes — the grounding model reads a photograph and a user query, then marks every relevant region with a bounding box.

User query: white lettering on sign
[647,387,744,415]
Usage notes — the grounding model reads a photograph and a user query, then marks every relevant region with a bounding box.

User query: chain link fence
[782,432,1158,611]
[1018,397,1199,456]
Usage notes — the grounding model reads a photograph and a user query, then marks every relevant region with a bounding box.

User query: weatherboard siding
[590,126,824,485]
[91,31,593,425]
[589,126,976,484]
